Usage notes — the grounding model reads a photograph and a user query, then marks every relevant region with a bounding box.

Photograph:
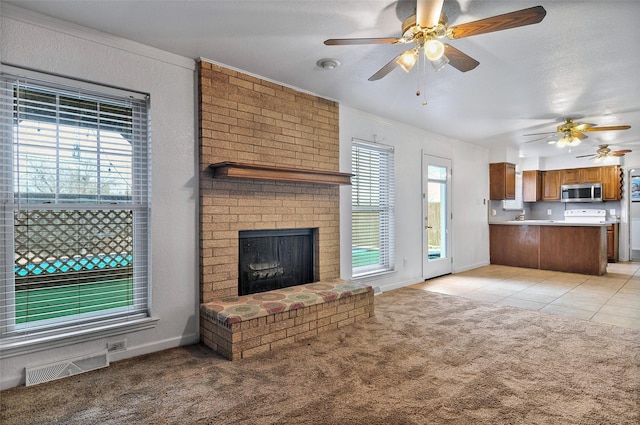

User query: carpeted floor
[1,287,639,424]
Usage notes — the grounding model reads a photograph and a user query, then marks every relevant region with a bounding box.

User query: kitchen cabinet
[561,168,581,185]
[607,223,619,262]
[490,223,607,275]
[522,170,542,202]
[542,170,562,201]
[538,166,621,202]
[582,167,604,183]
[561,167,602,185]
[490,162,516,200]
[602,165,623,200]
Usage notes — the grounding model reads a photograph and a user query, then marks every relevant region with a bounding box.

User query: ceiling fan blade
[523,131,557,137]
[324,37,401,45]
[571,132,588,140]
[524,135,557,143]
[583,125,632,132]
[448,6,546,39]
[368,53,402,81]
[575,154,596,158]
[444,44,479,72]
[416,0,444,29]
[612,150,632,156]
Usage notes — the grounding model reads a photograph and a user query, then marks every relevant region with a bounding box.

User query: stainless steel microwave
[560,183,603,202]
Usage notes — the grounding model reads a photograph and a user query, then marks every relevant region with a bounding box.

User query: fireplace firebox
[238,228,315,296]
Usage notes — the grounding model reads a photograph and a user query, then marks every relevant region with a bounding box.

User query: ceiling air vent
[25,351,109,386]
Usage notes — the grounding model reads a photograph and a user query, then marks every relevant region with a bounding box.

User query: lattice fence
[14,209,133,281]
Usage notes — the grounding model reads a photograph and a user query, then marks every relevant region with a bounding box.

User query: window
[0,68,150,346]
[351,139,395,277]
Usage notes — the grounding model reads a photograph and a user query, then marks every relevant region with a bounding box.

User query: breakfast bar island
[489,221,608,275]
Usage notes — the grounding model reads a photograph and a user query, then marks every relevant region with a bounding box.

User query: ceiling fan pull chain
[421,51,428,105]
[416,51,422,97]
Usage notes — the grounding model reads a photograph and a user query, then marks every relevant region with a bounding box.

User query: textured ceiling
[5,0,640,161]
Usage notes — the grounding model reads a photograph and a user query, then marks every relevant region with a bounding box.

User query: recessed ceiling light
[316,58,340,70]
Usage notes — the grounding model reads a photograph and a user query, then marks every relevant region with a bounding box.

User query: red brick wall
[198,60,341,302]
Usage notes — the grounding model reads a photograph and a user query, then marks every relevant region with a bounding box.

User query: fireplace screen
[238,228,315,296]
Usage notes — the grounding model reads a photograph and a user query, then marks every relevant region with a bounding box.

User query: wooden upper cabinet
[561,168,581,185]
[561,167,603,185]
[525,165,621,202]
[522,170,542,202]
[489,162,516,200]
[542,170,562,201]
[602,165,623,200]
[582,167,603,183]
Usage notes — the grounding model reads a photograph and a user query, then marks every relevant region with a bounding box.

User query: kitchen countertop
[489,220,612,227]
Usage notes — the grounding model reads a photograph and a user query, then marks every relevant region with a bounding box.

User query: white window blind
[0,68,150,341]
[351,139,395,277]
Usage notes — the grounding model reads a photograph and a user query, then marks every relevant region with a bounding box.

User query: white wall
[1,5,199,389]
[339,106,490,292]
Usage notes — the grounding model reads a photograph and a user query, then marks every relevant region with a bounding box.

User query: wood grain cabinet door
[542,170,561,201]
[602,166,622,200]
[489,162,516,200]
[562,168,581,185]
[522,170,541,202]
[581,167,603,183]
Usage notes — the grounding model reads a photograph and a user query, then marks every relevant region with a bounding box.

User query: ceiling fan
[324,1,546,84]
[524,118,632,147]
[576,144,632,161]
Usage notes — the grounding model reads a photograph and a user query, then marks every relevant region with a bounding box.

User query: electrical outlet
[491,209,496,216]
[610,209,616,216]
[107,340,126,353]
[547,209,552,215]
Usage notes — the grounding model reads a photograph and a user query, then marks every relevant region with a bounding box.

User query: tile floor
[410,262,640,330]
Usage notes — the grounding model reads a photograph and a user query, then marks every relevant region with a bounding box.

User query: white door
[422,154,452,280]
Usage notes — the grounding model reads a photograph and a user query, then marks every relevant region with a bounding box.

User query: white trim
[0,316,158,359]
[375,278,425,293]
[453,260,490,274]
[106,332,199,363]
[2,3,195,71]
[0,327,197,390]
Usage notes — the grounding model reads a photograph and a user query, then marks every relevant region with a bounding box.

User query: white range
[564,209,607,224]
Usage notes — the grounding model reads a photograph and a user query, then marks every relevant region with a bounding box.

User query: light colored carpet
[2,287,639,424]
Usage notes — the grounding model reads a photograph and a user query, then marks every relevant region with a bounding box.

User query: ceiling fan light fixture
[397,49,419,73]
[568,136,581,147]
[557,136,569,148]
[424,39,445,61]
[557,132,581,148]
[430,54,449,71]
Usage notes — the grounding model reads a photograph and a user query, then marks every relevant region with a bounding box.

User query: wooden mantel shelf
[209,162,352,185]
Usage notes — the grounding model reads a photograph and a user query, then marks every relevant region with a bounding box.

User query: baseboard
[106,333,200,362]
[372,261,491,294]
[375,278,424,294]
[454,260,490,273]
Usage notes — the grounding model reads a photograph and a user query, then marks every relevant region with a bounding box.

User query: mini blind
[351,139,395,277]
[0,69,150,339]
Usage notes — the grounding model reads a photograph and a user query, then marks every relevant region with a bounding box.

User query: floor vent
[25,351,109,386]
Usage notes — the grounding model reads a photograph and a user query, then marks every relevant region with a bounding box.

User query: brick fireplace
[198,60,342,303]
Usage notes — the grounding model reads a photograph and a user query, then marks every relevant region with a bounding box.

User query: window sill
[351,268,396,280]
[0,316,158,359]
